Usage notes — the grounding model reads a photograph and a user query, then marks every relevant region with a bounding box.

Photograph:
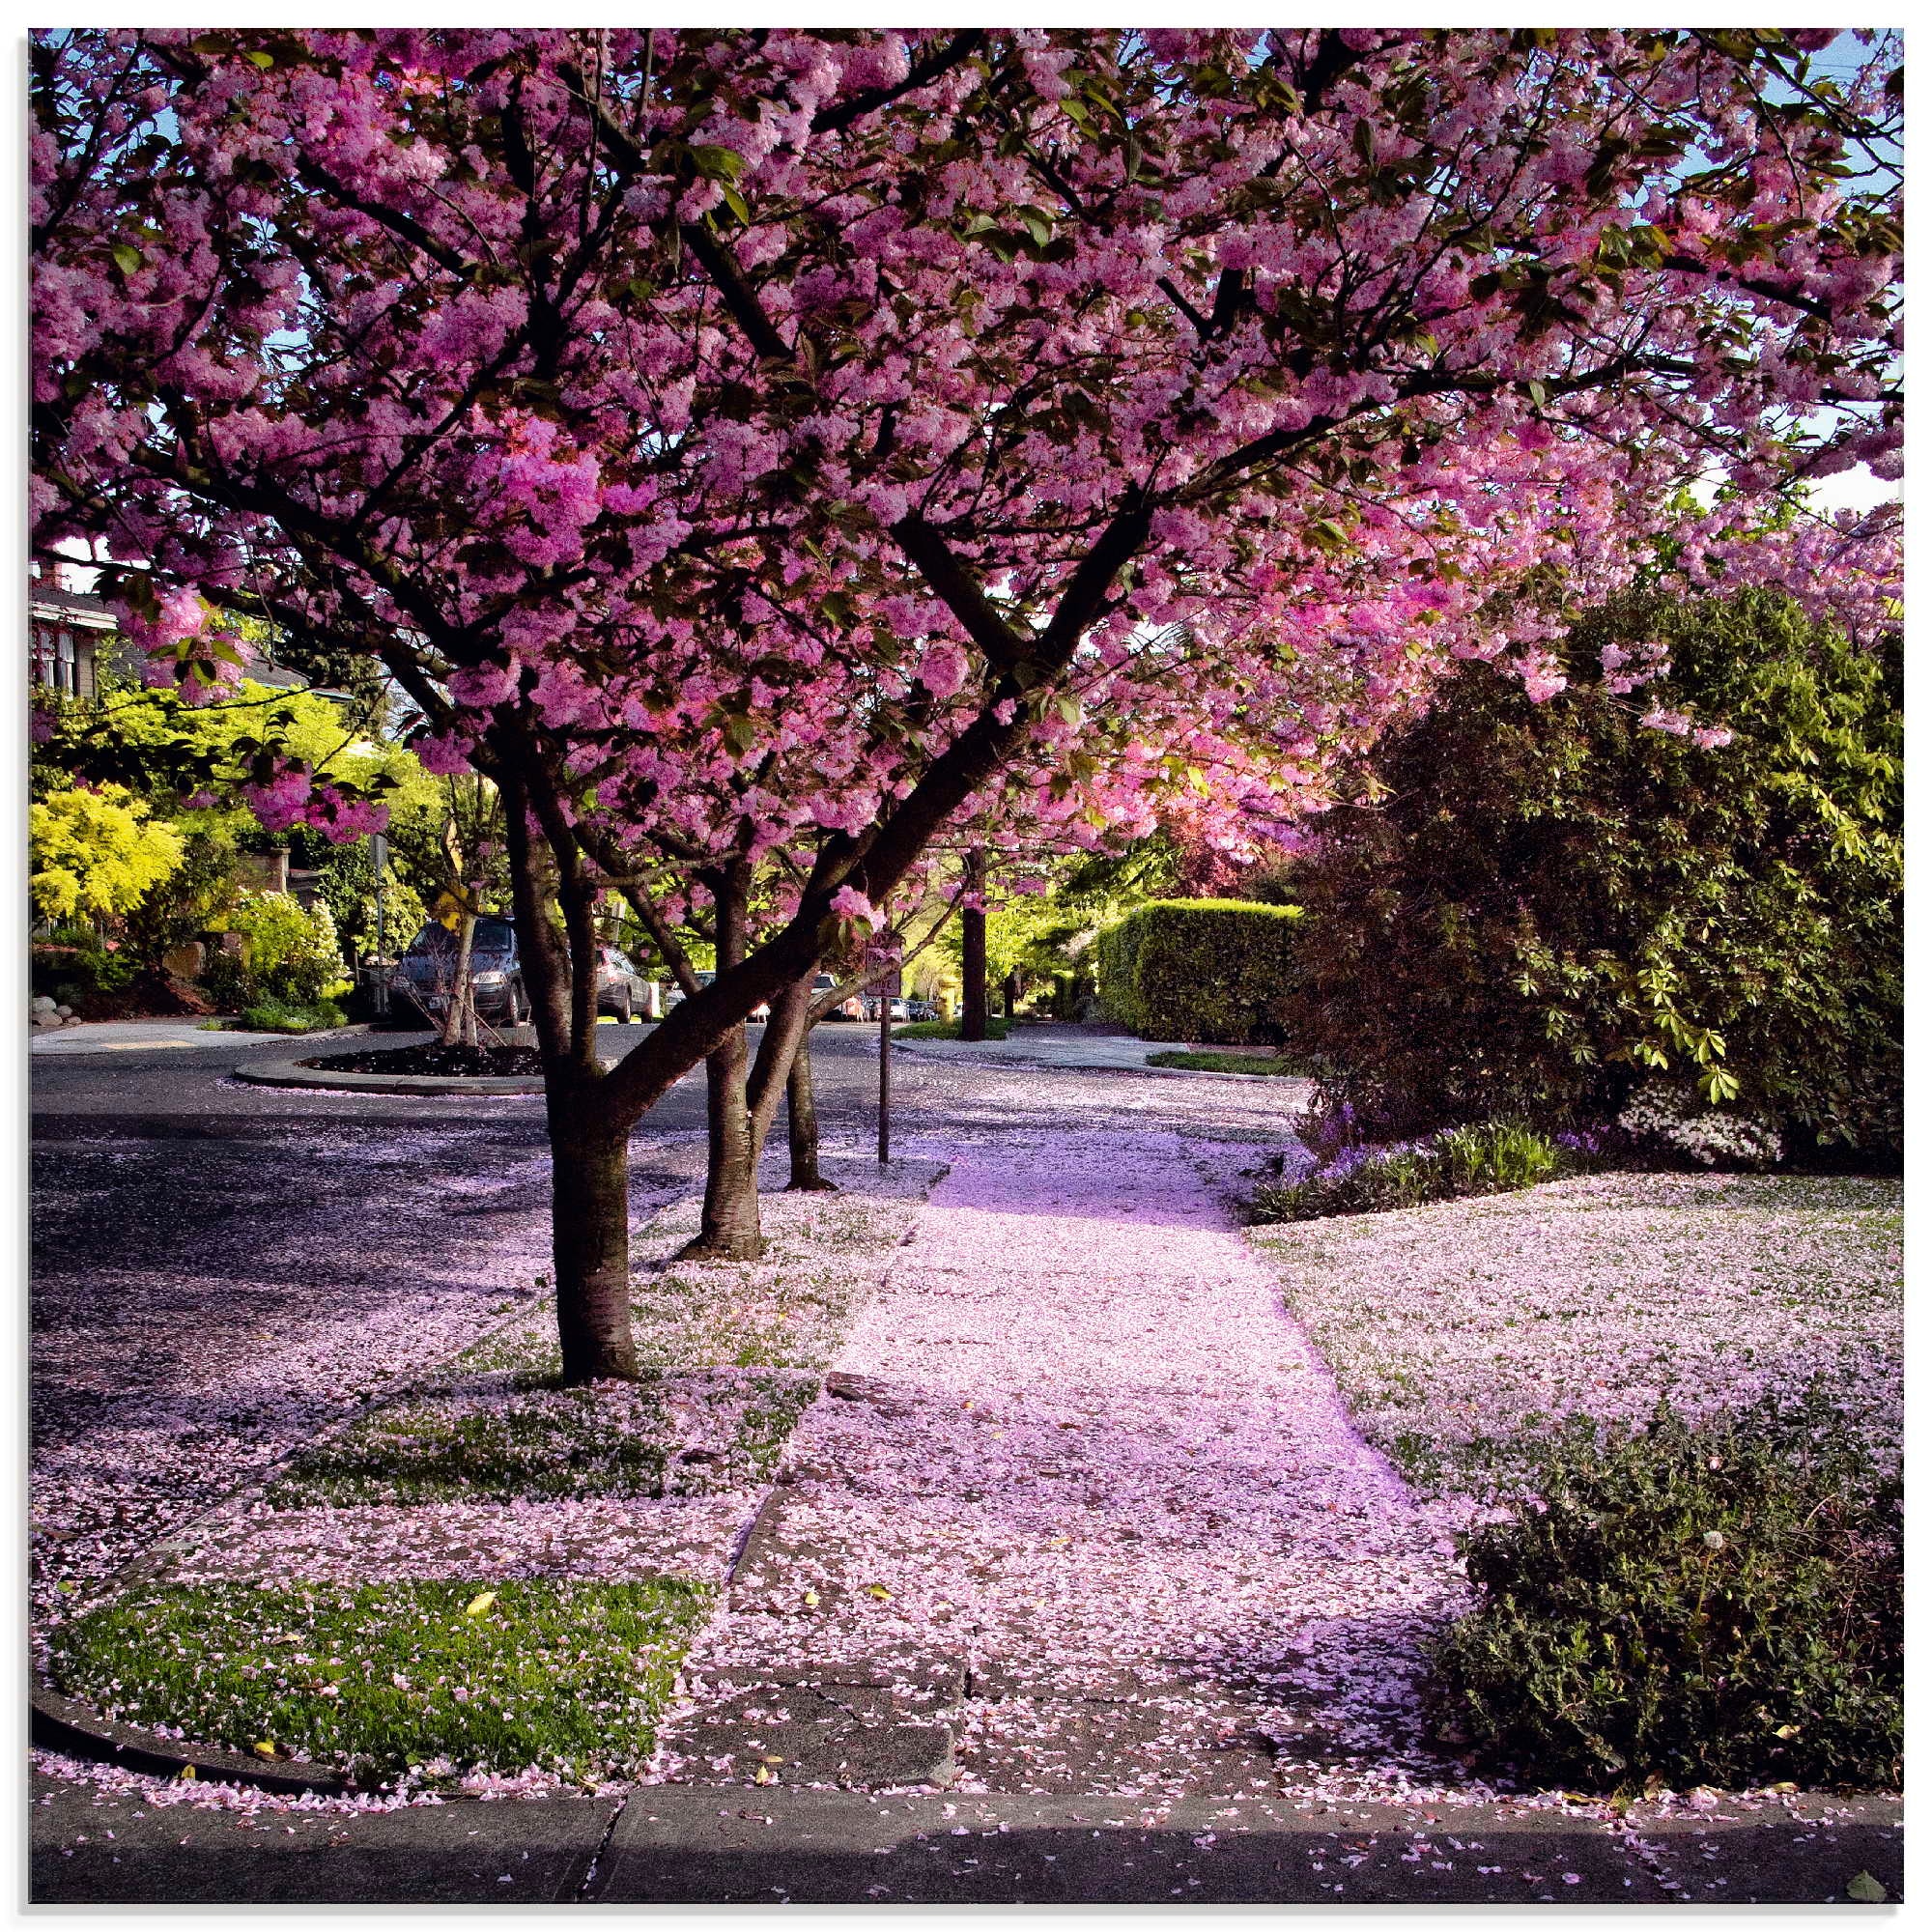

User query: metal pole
[370,831,390,1017]
[877,985,892,1167]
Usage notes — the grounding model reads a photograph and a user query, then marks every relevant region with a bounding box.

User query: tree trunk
[681,1022,768,1260]
[960,847,988,1040]
[786,1023,838,1190]
[550,1107,639,1383]
[1002,970,1021,1018]
[440,910,476,1048]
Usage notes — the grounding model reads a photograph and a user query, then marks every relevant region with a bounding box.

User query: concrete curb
[233,1057,543,1095]
[31,1675,349,1795]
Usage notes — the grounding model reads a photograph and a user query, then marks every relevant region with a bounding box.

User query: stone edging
[233,1058,544,1095]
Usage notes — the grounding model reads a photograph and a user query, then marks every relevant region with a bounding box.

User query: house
[28,569,120,699]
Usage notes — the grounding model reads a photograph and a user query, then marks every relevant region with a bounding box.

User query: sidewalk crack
[572,1794,628,1902]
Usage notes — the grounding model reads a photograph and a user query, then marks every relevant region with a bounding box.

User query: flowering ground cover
[1244,1171,1902,1504]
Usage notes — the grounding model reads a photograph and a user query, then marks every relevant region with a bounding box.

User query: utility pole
[960,846,987,1041]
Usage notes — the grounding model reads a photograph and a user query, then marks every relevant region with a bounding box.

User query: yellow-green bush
[1096,898,1302,1043]
[29,785,184,925]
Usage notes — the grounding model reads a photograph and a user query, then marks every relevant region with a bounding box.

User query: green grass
[265,1372,815,1507]
[1145,1049,1304,1075]
[892,1016,1009,1040]
[48,1577,710,1785]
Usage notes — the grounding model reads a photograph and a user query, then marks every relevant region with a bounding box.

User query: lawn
[1247,1171,1902,1501]
[51,1577,709,1785]
[892,1016,1009,1040]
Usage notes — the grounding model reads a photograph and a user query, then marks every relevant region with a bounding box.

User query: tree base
[784,1176,840,1192]
[674,1234,771,1264]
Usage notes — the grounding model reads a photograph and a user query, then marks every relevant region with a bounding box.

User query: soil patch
[301,1042,543,1078]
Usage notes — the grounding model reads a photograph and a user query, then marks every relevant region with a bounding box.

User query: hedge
[1095,898,1302,1043]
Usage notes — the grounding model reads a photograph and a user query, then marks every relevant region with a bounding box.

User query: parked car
[812,971,865,1020]
[592,944,652,1023]
[392,917,527,1025]
[392,921,652,1026]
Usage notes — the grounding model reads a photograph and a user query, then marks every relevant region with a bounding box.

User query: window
[31,624,89,697]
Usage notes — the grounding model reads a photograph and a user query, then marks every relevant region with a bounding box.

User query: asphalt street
[31,1016,844,1134]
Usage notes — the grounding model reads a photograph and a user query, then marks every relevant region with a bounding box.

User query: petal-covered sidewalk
[661,1126,1470,1803]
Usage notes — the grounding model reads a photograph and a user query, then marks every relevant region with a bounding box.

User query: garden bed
[302,1042,543,1078]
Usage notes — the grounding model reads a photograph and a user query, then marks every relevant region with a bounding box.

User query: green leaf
[718,183,751,226]
[1845,1872,1887,1904]
[689,144,745,184]
[111,243,144,276]
[464,1590,497,1619]
[244,49,274,71]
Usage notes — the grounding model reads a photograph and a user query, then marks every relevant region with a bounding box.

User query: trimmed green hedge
[1095,898,1302,1043]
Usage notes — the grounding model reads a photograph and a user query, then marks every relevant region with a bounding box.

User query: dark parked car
[392,921,651,1026]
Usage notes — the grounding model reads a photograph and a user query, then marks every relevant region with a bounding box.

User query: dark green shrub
[1250,1120,1560,1222]
[1279,589,1901,1153]
[200,948,257,1012]
[1096,898,1302,1043]
[1435,1389,1902,1793]
[31,929,139,1004]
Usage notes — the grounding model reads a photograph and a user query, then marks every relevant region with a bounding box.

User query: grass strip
[265,1374,815,1507]
[1145,1049,1304,1075]
[49,1577,710,1785]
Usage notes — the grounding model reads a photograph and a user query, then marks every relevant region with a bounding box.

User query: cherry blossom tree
[32,27,1899,1379]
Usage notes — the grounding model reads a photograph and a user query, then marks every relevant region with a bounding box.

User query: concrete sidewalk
[894,1023,1304,1082]
[30,1776,1902,1904]
[29,1017,370,1055]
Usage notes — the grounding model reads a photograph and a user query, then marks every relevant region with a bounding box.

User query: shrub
[1434,1388,1902,1793]
[1278,589,1901,1154]
[32,928,141,1003]
[121,822,242,963]
[1250,1120,1560,1222]
[227,889,344,1003]
[1096,898,1302,1043]
[200,947,257,1012]
[29,784,184,925]
[237,993,346,1034]
[1618,1084,1783,1171]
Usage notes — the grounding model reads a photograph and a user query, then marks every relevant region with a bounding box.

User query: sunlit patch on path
[659,1127,1470,1803]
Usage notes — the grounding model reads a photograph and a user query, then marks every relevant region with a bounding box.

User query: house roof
[28,581,118,631]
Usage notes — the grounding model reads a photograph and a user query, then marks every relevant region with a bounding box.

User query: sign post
[877,980,892,1168]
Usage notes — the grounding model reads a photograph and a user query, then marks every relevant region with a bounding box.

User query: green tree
[1284,589,1901,1154]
